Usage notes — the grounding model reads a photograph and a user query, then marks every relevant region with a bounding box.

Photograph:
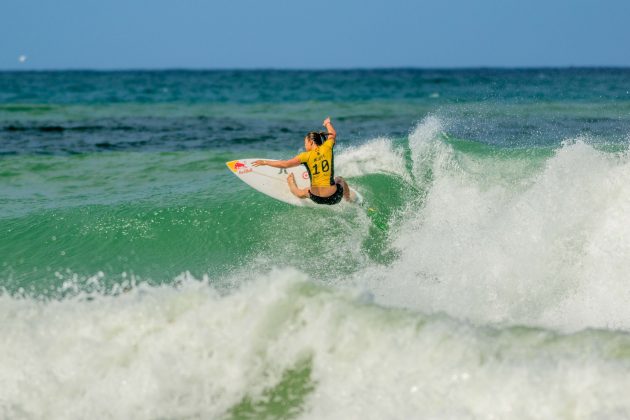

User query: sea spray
[335,137,410,181]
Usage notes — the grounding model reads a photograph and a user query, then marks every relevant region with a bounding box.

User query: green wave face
[0,145,415,295]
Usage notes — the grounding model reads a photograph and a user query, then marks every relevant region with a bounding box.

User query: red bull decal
[302,172,309,179]
[227,160,252,175]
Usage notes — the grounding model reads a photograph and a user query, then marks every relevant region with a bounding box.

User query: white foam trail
[1,271,629,419]
[356,118,630,332]
[335,137,410,182]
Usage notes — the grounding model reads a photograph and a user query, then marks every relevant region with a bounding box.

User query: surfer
[252,117,350,205]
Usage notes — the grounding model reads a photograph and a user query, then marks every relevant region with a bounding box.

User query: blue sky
[1,0,629,69]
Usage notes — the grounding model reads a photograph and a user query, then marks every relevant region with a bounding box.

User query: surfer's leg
[287,173,309,199]
[335,176,351,201]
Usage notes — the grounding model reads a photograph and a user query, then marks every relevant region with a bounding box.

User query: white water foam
[356,116,630,332]
[1,270,629,419]
[335,136,410,181]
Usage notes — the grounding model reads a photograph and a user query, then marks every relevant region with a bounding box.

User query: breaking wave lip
[349,115,630,333]
[1,269,630,420]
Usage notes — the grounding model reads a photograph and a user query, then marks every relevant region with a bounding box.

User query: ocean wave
[4,115,630,335]
[353,116,630,333]
[1,269,629,419]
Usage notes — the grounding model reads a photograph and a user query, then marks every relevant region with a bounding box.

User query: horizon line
[1,65,630,73]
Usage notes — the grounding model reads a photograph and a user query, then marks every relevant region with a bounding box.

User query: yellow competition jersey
[295,138,335,187]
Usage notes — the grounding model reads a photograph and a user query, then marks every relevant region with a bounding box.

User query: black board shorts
[309,184,344,205]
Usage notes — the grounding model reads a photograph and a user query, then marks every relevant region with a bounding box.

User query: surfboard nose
[226,160,240,173]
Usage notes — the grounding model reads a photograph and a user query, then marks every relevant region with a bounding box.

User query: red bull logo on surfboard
[227,160,252,175]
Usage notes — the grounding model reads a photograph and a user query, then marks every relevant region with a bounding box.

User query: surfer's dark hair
[306,131,328,146]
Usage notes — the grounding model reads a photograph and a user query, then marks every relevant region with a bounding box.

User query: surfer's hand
[252,160,266,167]
[323,117,331,127]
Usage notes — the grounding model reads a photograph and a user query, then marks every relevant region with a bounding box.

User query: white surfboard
[226,158,362,207]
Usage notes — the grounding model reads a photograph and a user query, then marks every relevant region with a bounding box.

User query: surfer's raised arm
[323,117,336,144]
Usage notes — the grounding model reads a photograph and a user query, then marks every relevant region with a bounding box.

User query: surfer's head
[304,132,327,150]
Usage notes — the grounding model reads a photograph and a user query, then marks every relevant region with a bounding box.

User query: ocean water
[2,69,630,419]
